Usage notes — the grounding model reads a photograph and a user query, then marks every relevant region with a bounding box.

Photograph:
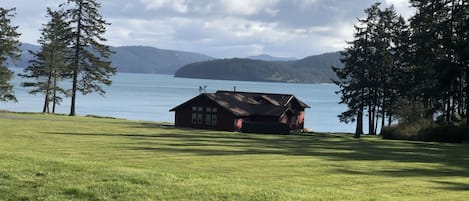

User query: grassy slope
[0,112,468,201]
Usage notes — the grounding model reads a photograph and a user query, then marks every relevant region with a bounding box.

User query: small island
[174,52,342,83]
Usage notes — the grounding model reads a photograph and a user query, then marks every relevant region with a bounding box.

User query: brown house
[169,90,310,134]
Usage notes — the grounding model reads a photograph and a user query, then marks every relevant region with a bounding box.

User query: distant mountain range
[175,52,343,83]
[14,43,343,83]
[14,43,214,74]
[109,46,214,74]
[247,54,297,61]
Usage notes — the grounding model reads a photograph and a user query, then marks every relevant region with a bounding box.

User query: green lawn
[0,111,468,201]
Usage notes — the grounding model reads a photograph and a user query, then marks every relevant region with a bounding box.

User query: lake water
[2,67,357,133]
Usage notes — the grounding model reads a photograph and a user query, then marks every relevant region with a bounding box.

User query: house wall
[278,110,305,130]
[173,96,237,131]
[217,111,237,131]
[289,111,305,130]
[234,118,244,131]
[173,94,308,133]
[249,116,278,122]
[279,114,289,124]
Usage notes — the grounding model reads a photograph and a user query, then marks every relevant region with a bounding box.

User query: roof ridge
[216,90,294,97]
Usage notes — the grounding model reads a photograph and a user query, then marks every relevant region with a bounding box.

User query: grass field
[0,111,468,201]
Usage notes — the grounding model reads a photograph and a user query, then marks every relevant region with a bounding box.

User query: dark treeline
[0,0,115,116]
[334,1,469,137]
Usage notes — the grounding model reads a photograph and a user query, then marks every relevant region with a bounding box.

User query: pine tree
[0,7,21,103]
[333,41,366,137]
[335,3,412,135]
[409,0,468,124]
[377,6,410,132]
[389,15,413,124]
[462,1,469,125]
[20,8,72,113]
[333,3,383,136]
[61,0,116,116]
[452,0,469,125]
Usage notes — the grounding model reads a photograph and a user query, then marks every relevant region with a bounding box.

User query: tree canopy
[20,8,72,113]
[0,7,21,103]
[335,1,469,136]
[61,0,116,116]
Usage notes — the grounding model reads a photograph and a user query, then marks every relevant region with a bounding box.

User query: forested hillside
[175,52,343,83]
[110,46,214,74]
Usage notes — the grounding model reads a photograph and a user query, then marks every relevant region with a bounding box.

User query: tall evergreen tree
[333,41,366,137]
[61,0,116,116]
[462,1,469,125]
[409,0,468,124]
[20,8,72,113]
[452,0,469,125]
[333,23,371,137]
[333,3,383,136]
[377,6,410,132]
[0,7,21,103]
[389,15,413,123]
[334,3,411,135]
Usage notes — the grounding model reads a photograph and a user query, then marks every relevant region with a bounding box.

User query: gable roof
[170,90,309,117]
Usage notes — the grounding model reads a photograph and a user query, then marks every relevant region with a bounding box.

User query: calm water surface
[2,68,356,133]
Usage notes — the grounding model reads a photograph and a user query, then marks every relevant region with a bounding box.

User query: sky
[1,0,414,59]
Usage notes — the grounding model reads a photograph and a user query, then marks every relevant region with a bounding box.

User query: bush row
[382,120,469,143]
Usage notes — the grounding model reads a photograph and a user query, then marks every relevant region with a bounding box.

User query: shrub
[419,126,469,143]
[382,120,468,143]
[381,119,432,141]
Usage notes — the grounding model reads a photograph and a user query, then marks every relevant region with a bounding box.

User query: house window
[206,107,212,125]
[212,108,217,125]
[205,107,218,126]
[197,107,203,124]
[192,106,204,125]
[191,106,198,124]
[212,113,217,125]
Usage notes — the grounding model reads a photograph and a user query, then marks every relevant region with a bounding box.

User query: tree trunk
[42,94,49,113]
[70,65,78,116]
[381,97,386,135]
[458,74,464,115]
[466,69,469,125]
[446,95,451,122]
[374,105,379,135]
[355,109,363,138]
[69,1,83,116]
[368,106,375,135]
[42,69,53,113]
[52,74,58,113]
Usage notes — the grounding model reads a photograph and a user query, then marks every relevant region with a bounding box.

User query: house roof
[170,90,310,117]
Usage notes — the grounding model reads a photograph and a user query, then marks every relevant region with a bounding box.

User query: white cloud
[384,0,407,5]
[201,17,290,44]
[383,0,415,19]
[294,0,319,9]
[218,0,280,16]
[7,0,418,58]
[140,0,189,13]
[139,0,281,16]
[265,8,280,17]
[104,13,354,58]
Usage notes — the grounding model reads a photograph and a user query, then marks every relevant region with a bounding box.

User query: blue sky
[2,0,414,58]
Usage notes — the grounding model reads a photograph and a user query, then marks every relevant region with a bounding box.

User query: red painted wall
[234,118,244,131]
[173,95,237,131]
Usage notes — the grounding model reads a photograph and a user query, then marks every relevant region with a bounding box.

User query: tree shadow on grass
[433,181,469,191]
[43,128,469,181]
